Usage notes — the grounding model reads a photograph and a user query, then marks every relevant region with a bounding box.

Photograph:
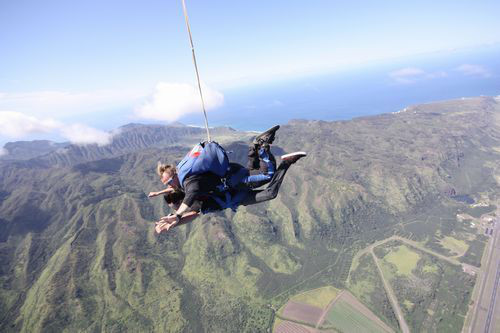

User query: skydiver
[148,125,282,216]
[154,150,306,234]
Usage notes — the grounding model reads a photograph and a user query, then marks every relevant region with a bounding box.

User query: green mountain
[0,97,498,332]
[0,140,70,161]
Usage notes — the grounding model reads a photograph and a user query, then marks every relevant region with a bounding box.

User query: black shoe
[253,125,280,145]
[247,144,260,170]
[281,151,307,164]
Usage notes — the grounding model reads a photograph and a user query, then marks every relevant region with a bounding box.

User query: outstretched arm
[173,202,191,216]
[148,186,175,197]
[155,211,200,234]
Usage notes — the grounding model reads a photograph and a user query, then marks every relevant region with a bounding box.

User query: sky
[1,0,500,149]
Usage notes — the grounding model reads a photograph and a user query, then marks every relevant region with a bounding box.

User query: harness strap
[211,191,237,212]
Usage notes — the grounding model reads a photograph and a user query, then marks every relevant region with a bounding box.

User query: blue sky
[1,0,500,148]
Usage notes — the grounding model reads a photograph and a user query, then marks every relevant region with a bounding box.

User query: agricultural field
[375,240,476,332]
[320,291,393,333]
[289,286,339,309]
[273,286,392,333]
[281,301,323,326]
[274,320,321,333]
[274,286,338,330]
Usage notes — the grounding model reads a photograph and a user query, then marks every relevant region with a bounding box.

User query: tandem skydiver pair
[148,125,306,233]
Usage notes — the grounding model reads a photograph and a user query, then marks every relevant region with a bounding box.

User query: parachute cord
[181,0,211,142]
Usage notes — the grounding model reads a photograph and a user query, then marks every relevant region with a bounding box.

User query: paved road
[468,210,500,333]
[484,261,500,332]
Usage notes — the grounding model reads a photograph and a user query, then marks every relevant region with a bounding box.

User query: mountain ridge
[1,124,245,168]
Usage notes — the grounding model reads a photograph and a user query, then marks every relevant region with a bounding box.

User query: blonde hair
[157,162,176,177]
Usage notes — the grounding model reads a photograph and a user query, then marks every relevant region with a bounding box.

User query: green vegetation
[403,299,414,311]
[347,253,399,330]
[440,236,469,256]
[392,201,488,269]
[272,317,283,332]
[376,241,476,332]
[232,209,301,274]
[383,244,420,275]
[289,286,339,309]
[459,235,488,267]
[422,263,439,274]
[322,299,387,333]
[464,204,496,218]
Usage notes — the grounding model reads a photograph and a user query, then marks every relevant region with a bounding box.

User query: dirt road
[371,249,410,333]
[348,232,481,333]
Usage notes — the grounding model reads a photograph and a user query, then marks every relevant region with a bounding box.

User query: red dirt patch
[275,321,315,333]
[282,301,323,325]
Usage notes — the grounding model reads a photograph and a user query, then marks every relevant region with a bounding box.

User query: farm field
[274,320,320,333]
[281,301,323,326]
[274,286,392,333]
[320,291,393,333]
[290,286,339,309]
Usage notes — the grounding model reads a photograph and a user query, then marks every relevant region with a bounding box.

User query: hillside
[0,96,499,332]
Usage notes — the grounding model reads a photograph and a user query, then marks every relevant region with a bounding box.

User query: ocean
[179,44,500,131]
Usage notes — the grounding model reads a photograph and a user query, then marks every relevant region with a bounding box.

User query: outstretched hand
[154,211,199,234]
[155,221,175,234]
[155,215,178,234]
[148,191,159,197]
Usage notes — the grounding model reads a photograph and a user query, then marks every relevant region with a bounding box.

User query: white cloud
[269,100,284,107]
[389,67,448,84]
[59,124,113,146]
[135,82,224,121]
[0,111,61,138]
[0,147,7,156]
[455,64,491,78]
[391,67,426,77]
[0,89,146,118]
[0,111,113,146]
[389,67,426,84]
[427,71,448,79]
